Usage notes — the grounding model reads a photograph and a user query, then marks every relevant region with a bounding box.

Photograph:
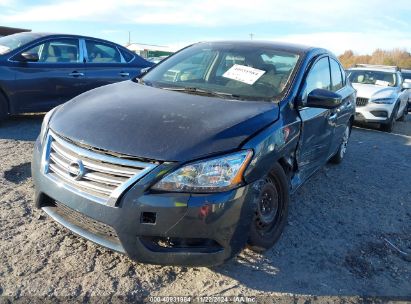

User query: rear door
[329,58,355,154]
[8,37,86,113]
[83,39,132,91]
[296,56,335,180]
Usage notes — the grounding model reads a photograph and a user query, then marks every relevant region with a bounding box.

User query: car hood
[50,81,279,162]
[352,83,398,100]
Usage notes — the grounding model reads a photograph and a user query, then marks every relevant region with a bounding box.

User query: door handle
[69,71,84,77]
[119,72,130,77]
[329,113,338,120]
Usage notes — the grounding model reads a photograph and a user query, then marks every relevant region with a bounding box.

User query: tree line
[338,49,411,69]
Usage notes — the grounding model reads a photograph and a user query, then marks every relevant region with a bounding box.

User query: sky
[1,0,410,55]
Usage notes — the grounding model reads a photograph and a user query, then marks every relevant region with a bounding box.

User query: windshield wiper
[160,87,241,99]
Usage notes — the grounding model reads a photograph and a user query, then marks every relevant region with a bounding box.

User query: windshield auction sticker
[222,64,266,85]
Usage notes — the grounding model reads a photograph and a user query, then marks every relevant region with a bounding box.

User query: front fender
[242,119,300,184]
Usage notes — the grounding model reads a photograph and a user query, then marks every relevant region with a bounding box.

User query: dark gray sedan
[0,32,153,119]
[32,41,355,266]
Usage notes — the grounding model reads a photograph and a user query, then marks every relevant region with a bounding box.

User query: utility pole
[128,31,131,45]
[249,33,254,40]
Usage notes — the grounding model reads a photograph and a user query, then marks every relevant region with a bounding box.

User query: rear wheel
[248,163,289,252]
[330,124,351,164]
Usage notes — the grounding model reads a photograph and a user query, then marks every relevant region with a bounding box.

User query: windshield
[0,33,42,55]
[141,43,300,101]
[348,69,398,87]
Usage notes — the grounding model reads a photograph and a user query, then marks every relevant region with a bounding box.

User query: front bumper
[32,137,257,266]
[354,102,395,124]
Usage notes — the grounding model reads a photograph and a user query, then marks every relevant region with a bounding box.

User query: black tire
[248,163,289,252]
[398,106,407,121]
[330,123,351,164]
[0,93,8,122]
[380,104,398,132]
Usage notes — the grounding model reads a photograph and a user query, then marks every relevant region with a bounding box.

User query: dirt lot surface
[0,114,410,303]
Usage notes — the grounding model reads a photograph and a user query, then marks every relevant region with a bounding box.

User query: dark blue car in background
[0,32,153,119]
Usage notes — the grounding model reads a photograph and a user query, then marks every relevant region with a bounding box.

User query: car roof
[10,32,126,48]
[12,35,327,56]
[195,40,324,55]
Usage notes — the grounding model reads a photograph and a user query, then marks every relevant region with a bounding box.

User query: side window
[120,49,134,63]
[302,57,331,101]
[330,58,343,91]
[25,39,80,63]
[85,40,122,63]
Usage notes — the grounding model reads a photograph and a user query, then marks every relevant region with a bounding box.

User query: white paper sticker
[375,80,390,86]
[222,64,266,85]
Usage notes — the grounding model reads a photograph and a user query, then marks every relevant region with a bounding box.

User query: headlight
[39,107,59,145]
[152,150,253,193]
[371,98,396,104]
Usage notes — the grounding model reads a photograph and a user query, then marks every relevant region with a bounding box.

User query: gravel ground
[0,114,410,303]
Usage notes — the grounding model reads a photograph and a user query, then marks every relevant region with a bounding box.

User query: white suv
[347,64,410,132]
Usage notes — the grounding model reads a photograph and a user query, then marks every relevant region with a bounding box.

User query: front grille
[43,131,157,207]
[356,97,368,107]
[52,201,120,244]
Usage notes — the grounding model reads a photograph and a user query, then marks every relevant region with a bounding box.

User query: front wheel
[330,124,351,164]
[398,106,407,121]
[380,104,399,132]
[248,163,289,252]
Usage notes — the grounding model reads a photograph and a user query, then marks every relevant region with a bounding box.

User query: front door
[296,56,335,180]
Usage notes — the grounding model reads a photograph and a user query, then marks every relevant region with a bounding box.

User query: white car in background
[347,64,410,132]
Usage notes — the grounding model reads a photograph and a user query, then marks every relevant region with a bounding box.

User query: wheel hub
[255,181,279,230]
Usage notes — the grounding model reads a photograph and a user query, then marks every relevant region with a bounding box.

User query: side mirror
[402,82,411,90]
[138,67,151,77]
[306,89,342,109]
[19,52,39,62]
